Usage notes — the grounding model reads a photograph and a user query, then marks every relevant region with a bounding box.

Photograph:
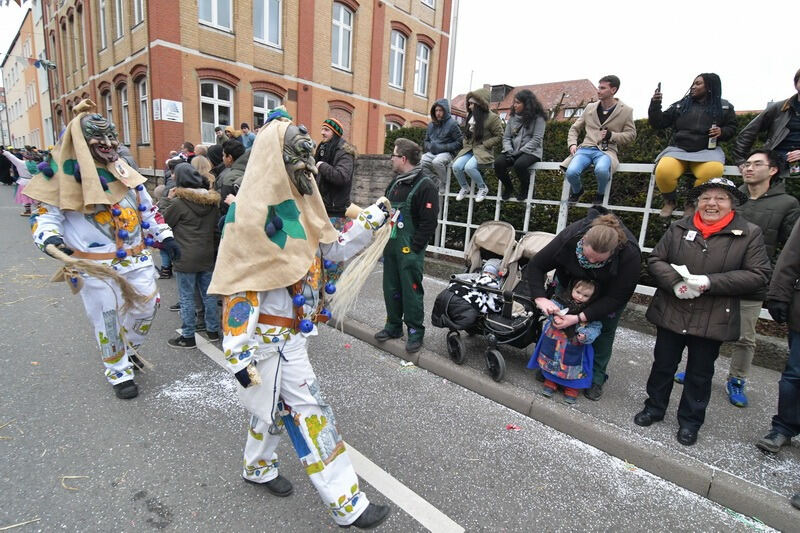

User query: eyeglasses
[738,161,768,170]
[390,154,403,159]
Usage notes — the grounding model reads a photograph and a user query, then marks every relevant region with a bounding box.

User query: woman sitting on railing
[649,73,737,217]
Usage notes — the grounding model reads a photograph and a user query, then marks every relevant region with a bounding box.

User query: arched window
[200,80,233,143]
[102,90,113,123]
[388,30,406,89]
[117,84,130,145]
[253,91,281,128]
[331,2,353,71]
[414,43,430,97]
[137,78,149,143]
[385,121,402,133]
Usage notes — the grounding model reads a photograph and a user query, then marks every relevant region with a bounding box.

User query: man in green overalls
[375,138,439,353]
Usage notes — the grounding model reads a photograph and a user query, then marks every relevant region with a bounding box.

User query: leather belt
[257,312,329,329]
[70,242,146,260]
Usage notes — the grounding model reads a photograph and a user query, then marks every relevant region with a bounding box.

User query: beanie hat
[322,118,344,137]
[482,258,502,277]
[173,162,207,189]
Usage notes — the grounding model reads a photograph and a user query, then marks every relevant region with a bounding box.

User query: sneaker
[374,329,402,342]
[243,474,294,497]
[167,335,196,349]
[583,382,603,401]
[206,330,220,341]
[405,337,423,353]
[674,371,685,384]
[340,503,391,530]
[169,302,180,312]
[475,187,489,203]
[756,429,791,453]
[562,394,577,405]
[726,377,748,407]
[540,385,555,398]
[113,380,139,399]
[501,188,512,201]
[455,187,469,201]
[159,267,173,279]
[568,187,584,204]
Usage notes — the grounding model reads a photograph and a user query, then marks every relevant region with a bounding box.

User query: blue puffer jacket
[423,98,463,156]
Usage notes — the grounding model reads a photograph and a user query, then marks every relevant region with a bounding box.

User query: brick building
[43,0,453,171]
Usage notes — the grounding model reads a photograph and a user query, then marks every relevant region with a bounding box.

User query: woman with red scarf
[634,178,771,446]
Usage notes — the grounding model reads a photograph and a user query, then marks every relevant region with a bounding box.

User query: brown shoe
[659,198,677,217]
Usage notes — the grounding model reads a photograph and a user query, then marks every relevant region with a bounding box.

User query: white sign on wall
[152,99,183,123]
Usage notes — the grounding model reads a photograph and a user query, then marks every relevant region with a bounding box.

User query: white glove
[685,274,710,293]
[673,282,701,300]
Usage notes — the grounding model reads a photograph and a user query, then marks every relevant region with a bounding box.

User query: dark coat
[456,88,504,164]
[525,208,642,322]
[218,150,250,216]
[384,167,439,253]
[736,181,800,263]
[423,98,463,156]
[649,97,737,152]
[733,95,799,165]
[316,139,356,218]
[646,214,771,341]
[766,218,800,332]
[160,188,221,272]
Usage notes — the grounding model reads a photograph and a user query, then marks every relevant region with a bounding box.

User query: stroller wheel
[447,331,466,364]
[486,349,506,382]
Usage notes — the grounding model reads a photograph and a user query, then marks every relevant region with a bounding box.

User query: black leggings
[494,153,540,196]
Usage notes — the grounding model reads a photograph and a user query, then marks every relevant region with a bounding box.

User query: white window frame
[414,42,430,97]
[198,0,233,32]
[253,0,281,48]
[137,78,149,144]
[98,0,107,49]
[421,0,435,7]
[200,80,234,144]
[388,30,406,89]
[133,0,144,25]
[385,121,401,132]
[103,91,113,122]
[252,90,281,129]
[331,3,353,71]
[114,0,124,39]
[118,85,130,145]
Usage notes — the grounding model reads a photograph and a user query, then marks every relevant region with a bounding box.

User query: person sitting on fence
[561,75,636,206]
[452,88,504,203]
[649,73,737,217]
[495,89,547,202]
[528,279,602,405]
[421,98,463,192]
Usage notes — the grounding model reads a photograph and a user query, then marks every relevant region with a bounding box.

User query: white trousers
[78,266,159,384]
[238,340,369,526]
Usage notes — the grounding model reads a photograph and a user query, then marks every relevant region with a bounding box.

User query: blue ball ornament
[115,249,127,259]
[320,308,332,319]
[141,221,150,229]
[138,204,147,212]
[299,319,314,333]
[325,282,336,295]
[323,259,334,270]
[266,222,276,237]
[272,216,283,231]
[118,229,129,239]
[144,237,155,246]
[111,207,122,216]
[135,184,144,191]
[292,294,306,307]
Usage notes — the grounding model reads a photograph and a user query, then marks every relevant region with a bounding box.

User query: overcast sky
[2,1,797,118]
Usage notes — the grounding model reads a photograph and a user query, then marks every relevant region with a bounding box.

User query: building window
[133,0,144,25]
[98,0,107,48]
[331,3,352,71]
[200,80,233,144]
[563,107,583,118]
[414,43,430,96]
[253,91,281,129]
[137,78,149,144]
[114,0,124,39]
[386,121,402,132]
[421,0,435,7]
[254,0,281,47]
[388,30,406,89]
[118,85,130,145]
[198,0,232,31]
[103,91,113,123]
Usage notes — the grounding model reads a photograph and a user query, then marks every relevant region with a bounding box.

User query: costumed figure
[207,109,392,530]
[25,100,180,400]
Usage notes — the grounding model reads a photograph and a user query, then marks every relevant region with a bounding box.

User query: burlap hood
[23,100,146,213]
[208,118,339,296]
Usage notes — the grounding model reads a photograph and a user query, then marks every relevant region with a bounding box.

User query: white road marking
[188,330,465,533]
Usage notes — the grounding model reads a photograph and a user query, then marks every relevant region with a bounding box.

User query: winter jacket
[218,150,251,216]
[736,181,800,263]
[766,218,800,332]
[501,114,546,159]
[560,100,637,172]
[649,97,737,153]
[423,99,463,156]
[384,167,439,253]
[241,131,256,149]
[525,208,642,322]
[316,139,356,218]
[456,88,504,165]
[159,187,221,272]
[646,214,771,342]
[733,95,800,165]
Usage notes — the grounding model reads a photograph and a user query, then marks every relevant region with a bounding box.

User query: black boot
[660,192,678,217]
[159,266,173,279]
[340,503,391,529]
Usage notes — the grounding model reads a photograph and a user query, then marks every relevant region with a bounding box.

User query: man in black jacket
[420,98,462,191]
[314,118,355,227]
[375,138,439,353]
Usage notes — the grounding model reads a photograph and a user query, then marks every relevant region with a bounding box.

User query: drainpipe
[445,0,459,100]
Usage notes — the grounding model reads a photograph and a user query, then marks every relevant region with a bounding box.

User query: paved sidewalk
[340,264,800,531]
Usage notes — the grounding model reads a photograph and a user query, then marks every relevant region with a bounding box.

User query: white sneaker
[455,188,469,201]
[475,187,489,203]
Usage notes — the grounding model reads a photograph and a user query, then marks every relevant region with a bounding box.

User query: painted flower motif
[94,210,112,225]
[402,246,411,254]
[266,200,306,249]
[118,207,139,233]
[222,291,259,336]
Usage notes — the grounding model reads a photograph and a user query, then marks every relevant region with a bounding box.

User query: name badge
[685,230,697,241]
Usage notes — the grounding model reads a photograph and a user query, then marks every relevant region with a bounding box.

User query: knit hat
[482,258,502,277]
[207,144,224,167]
[173,162,207,189]
[687,177,748,206]
[322,118,344,137]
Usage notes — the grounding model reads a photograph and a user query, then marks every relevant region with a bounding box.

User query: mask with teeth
[282,124,317,196]
[81,113,120,165]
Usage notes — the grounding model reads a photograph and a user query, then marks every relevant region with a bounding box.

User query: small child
[527,279,601,404]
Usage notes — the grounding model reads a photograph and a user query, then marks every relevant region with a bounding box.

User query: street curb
[337,319,798,532]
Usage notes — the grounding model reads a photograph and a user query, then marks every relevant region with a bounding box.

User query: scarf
[575,238,610,269]
[693,210,735,239]
[314,135,341,167]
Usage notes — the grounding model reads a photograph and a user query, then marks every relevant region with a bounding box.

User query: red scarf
[693,210,735,239]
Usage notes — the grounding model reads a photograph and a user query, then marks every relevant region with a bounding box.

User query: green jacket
[456,88,504,164]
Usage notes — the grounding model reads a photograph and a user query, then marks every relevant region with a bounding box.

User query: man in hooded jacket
[420,98,463,191]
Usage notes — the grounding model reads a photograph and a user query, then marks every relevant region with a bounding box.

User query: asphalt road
[0,190,775,532]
